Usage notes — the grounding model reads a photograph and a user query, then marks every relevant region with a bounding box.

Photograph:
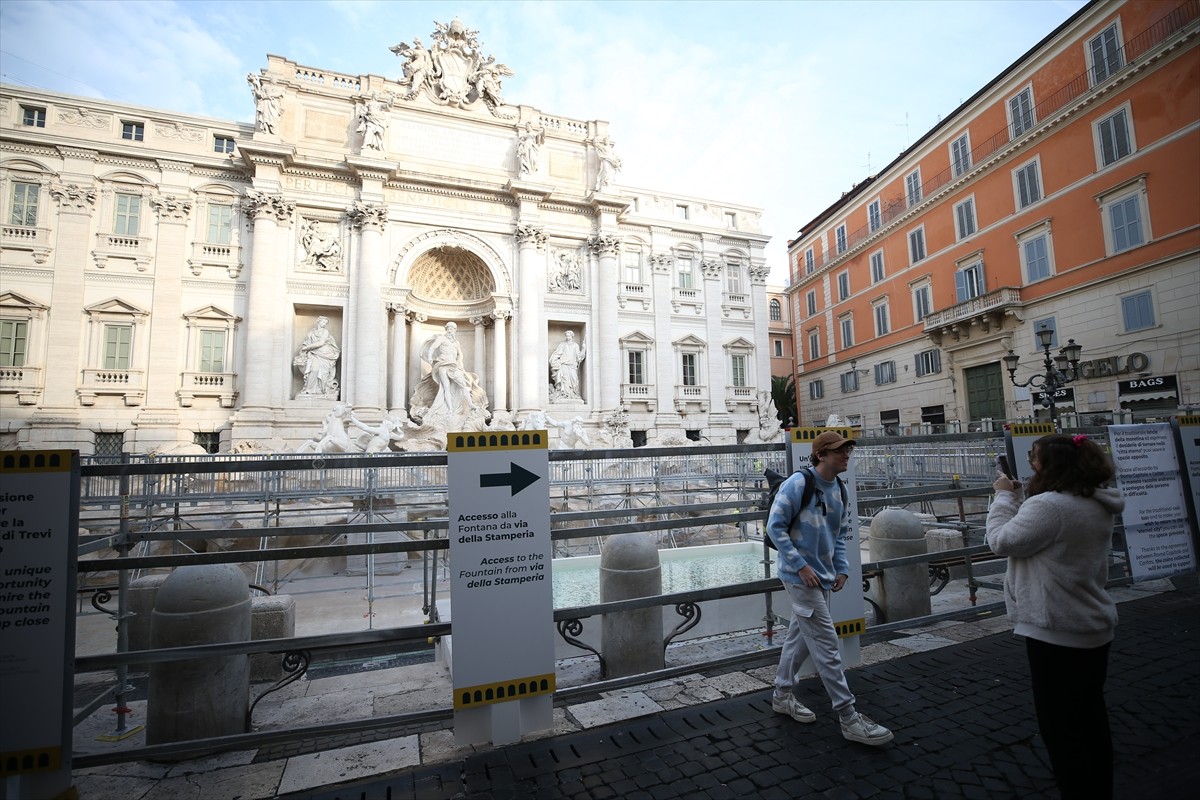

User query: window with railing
[955,261,986,302]
[868,199,881,232]
[114,193,141,236]
[0,320,28,367]
[951,133,972,177]
[905,169,922,207]
[1009,87,1035,138]
[9,182,39,227]
[1089,22,1124,85]
[836,224,847,254]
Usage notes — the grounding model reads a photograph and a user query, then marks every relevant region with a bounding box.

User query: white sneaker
[840,712,894,745]
[771,692,816,723]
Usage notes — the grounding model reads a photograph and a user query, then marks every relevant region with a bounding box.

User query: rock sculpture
[294,317,341,398]
[552,415,591,450]
[549,330,585,402]
[349,412,407,453]
[300,220,343,272]
[408,321,489,425]
[355,93,395,152]
[247,73,284,134]
[515,121,544,176]
[592,135,621,192]
[389,19,514,115]
[296,403,354,453]
[548,250,581,293]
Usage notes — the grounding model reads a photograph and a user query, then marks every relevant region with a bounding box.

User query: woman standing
[986,433,1124,799]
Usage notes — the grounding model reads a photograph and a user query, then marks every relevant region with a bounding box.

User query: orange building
[787,0,1199,432]
[767,285,794,380]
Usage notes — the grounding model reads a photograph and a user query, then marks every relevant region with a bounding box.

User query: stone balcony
[79,368,145,406]
[923,287,1024,346]
[721,292,752,319]
[189,240,244,278]
[671,287,703,315]
[724,385,755,411]
[1,224,52,263]
[621,383,655,411]
[674,384,708,413]
[93,232,152,271]
[617,281,651,311]
[0,365,43,404]
[179,371,239,408]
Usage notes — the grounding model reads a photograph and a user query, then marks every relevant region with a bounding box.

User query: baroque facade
[786,0,1199,432]
[0,19,771,454]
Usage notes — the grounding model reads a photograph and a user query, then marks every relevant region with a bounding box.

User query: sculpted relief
[300,219,343,272]
[390,18,514,115]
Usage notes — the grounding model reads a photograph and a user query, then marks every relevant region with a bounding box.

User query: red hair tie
[1072,434,1087,447]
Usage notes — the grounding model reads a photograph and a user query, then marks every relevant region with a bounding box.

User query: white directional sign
[788,427,863,666]
[446,430,554,746]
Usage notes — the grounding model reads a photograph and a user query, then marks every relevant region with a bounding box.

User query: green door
[965,363,1005,422]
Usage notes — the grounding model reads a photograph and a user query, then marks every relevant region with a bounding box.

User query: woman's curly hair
[1026,433,1115,498]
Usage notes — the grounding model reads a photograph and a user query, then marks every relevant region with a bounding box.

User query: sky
[0,0,1088,284]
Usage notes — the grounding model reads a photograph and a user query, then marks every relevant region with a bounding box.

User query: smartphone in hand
[996,454,1014,479]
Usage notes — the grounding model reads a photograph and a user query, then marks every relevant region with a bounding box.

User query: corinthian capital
[649,253,674,274]
[244,190,295,223]
[587,234,621,258]
[149,193,194,222]
[701,259,722,280]
[49,183,97,212]
[748,264,771,284]
[348,201,388,230]
[514,222,547,249]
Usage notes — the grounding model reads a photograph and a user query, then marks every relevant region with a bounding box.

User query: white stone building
[0,20,771,454]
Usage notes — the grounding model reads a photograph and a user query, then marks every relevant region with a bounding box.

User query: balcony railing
[617,281,651,310]
[1,224,52,263]
[93,232,152,270]
[189,241,243,277]
[79,368,146,406]
[0,364,43,404]
[672,287,702,314]
[179,371,238,408]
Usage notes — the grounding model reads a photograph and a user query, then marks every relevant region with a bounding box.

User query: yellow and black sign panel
[791,427,858,444]
[1008,422,1055,437]
[1178,415,1199,426]
[0,450,76,473]
[454,672,557,711]
[0,745,62,776]
[447,431,548,452]
[835,618,866,639]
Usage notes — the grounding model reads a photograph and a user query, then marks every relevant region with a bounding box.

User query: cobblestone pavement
[291,579,1199,800]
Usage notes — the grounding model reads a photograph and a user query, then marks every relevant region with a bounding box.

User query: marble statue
[356,93,395,152]
[596,409,634,449]
[294,317,341,397]
[519,409,557,431]
[515,121,544,176]
[549,330,585,402]
[592,135,622,192]
[548,250,582,293]
[552,415,591,449]
[300,220,343,272]
[390,19,514,116]
[391,39,433,99]
[296,403,353,453]
[473,56,513,109]
[247,73,284,134]
[744,390,784,444]
[350,412,407,453]
[409,321,489,424]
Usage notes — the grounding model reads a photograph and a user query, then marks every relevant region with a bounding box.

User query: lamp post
[1003,325,1083,427]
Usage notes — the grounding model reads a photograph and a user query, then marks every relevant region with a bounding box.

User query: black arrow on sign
[480,462,540,496]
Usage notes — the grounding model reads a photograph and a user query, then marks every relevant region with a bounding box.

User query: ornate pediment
[390,18,514,117]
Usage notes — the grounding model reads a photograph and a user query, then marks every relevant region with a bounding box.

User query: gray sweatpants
[773,582,856,712]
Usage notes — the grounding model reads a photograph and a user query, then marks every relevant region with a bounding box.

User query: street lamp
[1003,326,1083,427]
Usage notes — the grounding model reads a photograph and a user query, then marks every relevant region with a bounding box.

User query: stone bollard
[925,529,968,580]
[250,594,296,682]
[128,573,172,668]
[869,508,932,622]
[147,565,251,748]
[600,533,664,677]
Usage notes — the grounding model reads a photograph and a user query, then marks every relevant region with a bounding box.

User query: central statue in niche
[408,321,490,428]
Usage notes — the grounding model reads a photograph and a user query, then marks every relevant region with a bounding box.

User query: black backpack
[761,467,848,550]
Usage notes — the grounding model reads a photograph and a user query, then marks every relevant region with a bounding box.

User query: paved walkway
[73,576,1199,799]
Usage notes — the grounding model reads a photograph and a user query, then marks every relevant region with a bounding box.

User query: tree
[770,374,797,427]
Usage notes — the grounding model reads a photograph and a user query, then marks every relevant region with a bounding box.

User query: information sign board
[446,430,554,745]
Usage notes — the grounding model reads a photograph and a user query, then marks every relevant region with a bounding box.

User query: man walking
[767,431,893,745]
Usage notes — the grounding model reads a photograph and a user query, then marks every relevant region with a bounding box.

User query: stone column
[748,261,772,397]
[388,304,408,414]
[241,191,294,409]
[590,234,621,413]
[701,258,727,428]
[40,182,96,413]
[515,223,546,414]
[490,309,510,415]
[470,315,487,383]
[650,253,678,424]
[348,202,388,412]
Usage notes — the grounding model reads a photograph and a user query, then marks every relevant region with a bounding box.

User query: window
[199,329,227,372]
[905,169,922,207]
[10,181,39,227]
[676,256,693,289]
[773,339,783,357]
[804,248,815,274]
[913,284,933,321]
[868,199,881,232]
[870,251,885,283]
[1014,160,1042,209]
[1106,192,1145,253]
[724,212,736,228]
[1033,318,1059,348]
[631,430,648,448]
[951,133,972,177]
[805,290,816,317]
[875,361,897,385]
[1009,87,1034,138]
[725,262,742,294]
[840,372,859,393]
[955,197,977,240]
[1121,290,1155,331]
[807,329,820,360]
[121,121,145,141]
[114,193,141,236]
[675,204,689,221]
[622,249,642,284]
[681,352,698,386]
[0,320,28,367]
[908,227,926,263]
[731,354,747,387]
[916,349,942,377]
[836,224,847,254]
[769,299,782,322]
[103,324,133,369]
[809,380,824,400]
[837,271,850,301]
[94,432,125,460]
[206,204,234,245]
[1021,231,1052,283]
[955,261,985,302]
[1089,23,1124,84]
[627,350,645,384]
[839,315,854,348]
[22,106,47,127]
[1096,107,1132,167]
[194,431,221,454]
[214,135,236,154]
[873,300,890,336]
